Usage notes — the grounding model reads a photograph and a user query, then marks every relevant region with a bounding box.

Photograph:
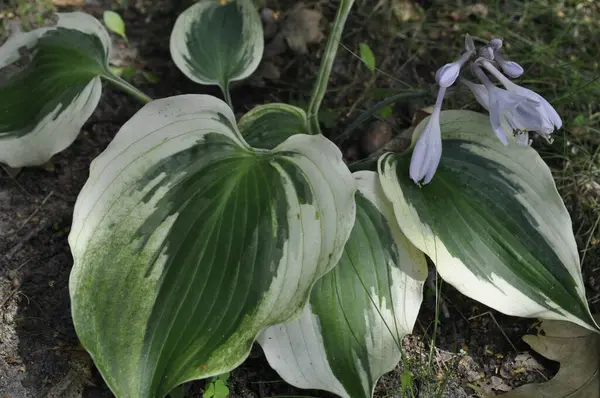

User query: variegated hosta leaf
[169,0,263,91]
[238,103,309,149]
[258,171,428,398]
[378,109,598,332]
[0,12,111,167]
[68,94,356,398]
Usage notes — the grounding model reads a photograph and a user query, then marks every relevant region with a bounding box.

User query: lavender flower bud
[494,52,524,78]
[409,87,446,184]
[489,38,503,50]
[435,50,473,87]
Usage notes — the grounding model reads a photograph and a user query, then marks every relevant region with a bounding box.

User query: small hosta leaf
[169,0,263,91]
[68,94,356,398]
[258,171,427,398]
[238,103,308,149]
[103,10,127,42]
[378,110,598,332]
[359,42,375,73]
[0,12,111,167]
[498,315,600,398]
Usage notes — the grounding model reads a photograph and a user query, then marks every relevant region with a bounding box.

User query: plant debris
[497,316,600,398]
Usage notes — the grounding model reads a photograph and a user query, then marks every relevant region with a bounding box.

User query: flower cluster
[409,34,563,185]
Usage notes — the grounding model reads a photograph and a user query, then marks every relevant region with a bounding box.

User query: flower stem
[307,0,355,136]
[101,72,152,104]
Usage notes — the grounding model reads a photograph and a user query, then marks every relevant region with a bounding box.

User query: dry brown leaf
[496,315,600,398]
[280,3,324,54]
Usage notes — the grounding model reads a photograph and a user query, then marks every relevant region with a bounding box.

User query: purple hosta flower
[461,80,532,147]
[466,65,545,145]
[409,87,445,184]
[460,78,490,109]
[514,130,531,147]
[408,33,563,185]
[480,59,562,140]
[410,42,475,185]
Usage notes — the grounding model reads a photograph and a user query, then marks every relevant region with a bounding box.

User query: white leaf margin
[379,110,598,332]
[0,12,110,167]
[257,171,427,398]
[169,0,264,87]
[68,94,358,395]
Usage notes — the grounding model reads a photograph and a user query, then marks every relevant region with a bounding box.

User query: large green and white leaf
[169,0,263,91]
[238,103,309,149]
[68,94,356,398]
[0,12,111,167]
[378,109,598,332]
[258,171,428,398]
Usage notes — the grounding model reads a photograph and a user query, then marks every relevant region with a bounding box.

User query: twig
[0,289,19,308]
[0,163,32,197]
[12,190,54,236]
[5,220,52,260]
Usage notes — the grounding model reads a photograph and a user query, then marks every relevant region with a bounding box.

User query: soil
[0,1,597,397]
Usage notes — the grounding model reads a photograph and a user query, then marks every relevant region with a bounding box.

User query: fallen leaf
[280,3,324,54]
[497,315,600,398]
[482,376,512,394]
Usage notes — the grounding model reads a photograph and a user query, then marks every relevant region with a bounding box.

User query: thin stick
[0,164,31,197]
[5,220,52,260]
[12,190,54,235]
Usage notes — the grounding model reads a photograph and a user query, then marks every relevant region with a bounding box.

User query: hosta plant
[1,0,598,397]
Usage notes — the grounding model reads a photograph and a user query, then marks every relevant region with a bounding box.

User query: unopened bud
[495,53,524,78]
[489,38,503,50]
[435,62,461,87]
[435,50,473,88]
